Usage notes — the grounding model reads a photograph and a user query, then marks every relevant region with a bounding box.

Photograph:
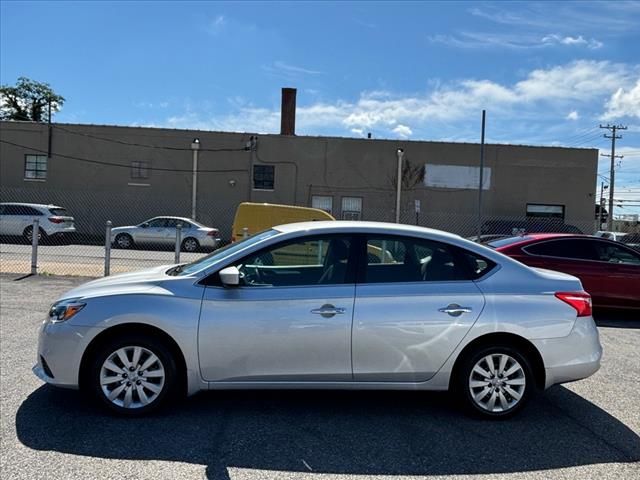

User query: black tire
[181,237,199,252]
[23,225,47,244]
[114,233,134,249]
[87,334,178,416]
[455,344,535,419]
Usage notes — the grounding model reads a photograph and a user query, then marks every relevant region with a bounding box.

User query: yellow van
[231,202,335,241]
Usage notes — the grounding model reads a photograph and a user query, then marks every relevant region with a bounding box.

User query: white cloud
[207,15,226,35]
[272,61,323,76]
[601,80,640,120]
[159,61,639,137]
[430,32,603,50]
[392,124,412,138]
[541,34,603,49]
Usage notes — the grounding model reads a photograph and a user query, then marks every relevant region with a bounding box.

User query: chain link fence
[1,185,596,277]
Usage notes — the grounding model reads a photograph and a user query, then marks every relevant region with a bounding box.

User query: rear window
[49,208,68,216]
[487,236,533,249]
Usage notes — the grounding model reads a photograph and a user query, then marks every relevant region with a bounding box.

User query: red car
[489,234,640,310]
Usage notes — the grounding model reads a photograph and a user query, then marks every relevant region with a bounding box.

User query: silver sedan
[34,221,602,418]
[110,216,220,252]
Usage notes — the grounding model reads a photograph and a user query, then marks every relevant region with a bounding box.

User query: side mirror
[219,266,240,286]
[141,222,149,228]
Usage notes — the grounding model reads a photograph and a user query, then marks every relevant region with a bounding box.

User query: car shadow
[16,386,640,479]
[594,309,640,329]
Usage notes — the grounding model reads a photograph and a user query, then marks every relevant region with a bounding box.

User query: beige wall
[0,121,598,239]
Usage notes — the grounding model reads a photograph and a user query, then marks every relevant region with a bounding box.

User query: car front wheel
[88,335,177,415]
[457,345,534,418]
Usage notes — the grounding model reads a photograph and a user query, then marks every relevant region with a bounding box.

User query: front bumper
[34,319,101,389]
[532,316,602,389]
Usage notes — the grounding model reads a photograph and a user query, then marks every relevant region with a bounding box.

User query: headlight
[49,299,86,323]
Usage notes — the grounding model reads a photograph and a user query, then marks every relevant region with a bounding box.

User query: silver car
[34,221,602,418]
[110,216,220,252]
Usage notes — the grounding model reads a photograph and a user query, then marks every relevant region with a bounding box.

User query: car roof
[151,216,196,222]
[273,220,463,241]
[0,202,64,209]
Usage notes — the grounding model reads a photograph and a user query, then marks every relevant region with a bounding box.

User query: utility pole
[598,182,608,230]
[477,110,486,241]
[599,124,626,231]
[191,138,200,221]
[395,149,404,223]
[47,97,53,159]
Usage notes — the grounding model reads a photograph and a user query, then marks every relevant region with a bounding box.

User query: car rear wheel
[181,237,199,252]
[114,233,134,249]
[88,335,177,415]
[23,225,47,244]
[456,345,534,418]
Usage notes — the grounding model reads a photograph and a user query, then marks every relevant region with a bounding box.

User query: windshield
[171,229,280,276]
[487,236,533,249]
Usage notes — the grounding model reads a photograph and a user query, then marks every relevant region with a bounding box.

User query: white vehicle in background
[110,216,220,252]
[0,202,76,243]
[594,231,628,242]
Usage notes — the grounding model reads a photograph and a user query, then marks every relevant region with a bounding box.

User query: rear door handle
[438,304,472,317]
[311,304,346,318]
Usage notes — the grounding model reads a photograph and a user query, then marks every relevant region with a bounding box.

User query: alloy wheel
[115,234,132,248]
[182,238,198,252]
[468,353,526,413]
[99,346,165,409]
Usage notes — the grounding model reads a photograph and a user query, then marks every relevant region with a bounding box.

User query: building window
[24,154,47,180]
[526,204,565,220]
[253,165,275,190]
[131,161,150,179]
[312,195,333,214]
[341,197,362,220]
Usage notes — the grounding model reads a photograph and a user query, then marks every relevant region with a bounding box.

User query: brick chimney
[280,87,297,135]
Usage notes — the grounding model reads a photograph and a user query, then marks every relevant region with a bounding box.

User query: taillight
[555,292,592,317]
[207,230,219,237]
[48,216,64,224]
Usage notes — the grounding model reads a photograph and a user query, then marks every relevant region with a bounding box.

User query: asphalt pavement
[1,274,639,480]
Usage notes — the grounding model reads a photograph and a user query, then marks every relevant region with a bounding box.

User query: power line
[563,132,606,148]
[0,139,248,174]
[51,124,250,152]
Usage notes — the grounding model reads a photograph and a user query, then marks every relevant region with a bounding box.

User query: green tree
[0,77,65,122]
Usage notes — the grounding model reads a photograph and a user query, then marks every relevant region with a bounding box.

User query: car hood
[58,264,174,301]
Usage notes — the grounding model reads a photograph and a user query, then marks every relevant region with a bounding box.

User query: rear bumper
[46,226,76,236]
[532,316,602,389]
[199,237,221,249]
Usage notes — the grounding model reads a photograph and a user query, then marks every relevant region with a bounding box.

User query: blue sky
[1,1,639,214]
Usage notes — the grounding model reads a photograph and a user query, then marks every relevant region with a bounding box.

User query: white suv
[0,203,76,243]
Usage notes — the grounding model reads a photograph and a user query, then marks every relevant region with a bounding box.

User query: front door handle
[438,304,472,317]
[311,304,346,318]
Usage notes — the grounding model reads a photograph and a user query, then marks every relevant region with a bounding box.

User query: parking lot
[1,274,638,480]
[0,242,204,277]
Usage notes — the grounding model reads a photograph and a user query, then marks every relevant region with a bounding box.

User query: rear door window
[525,239,598,261]
[363,235,490,283]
